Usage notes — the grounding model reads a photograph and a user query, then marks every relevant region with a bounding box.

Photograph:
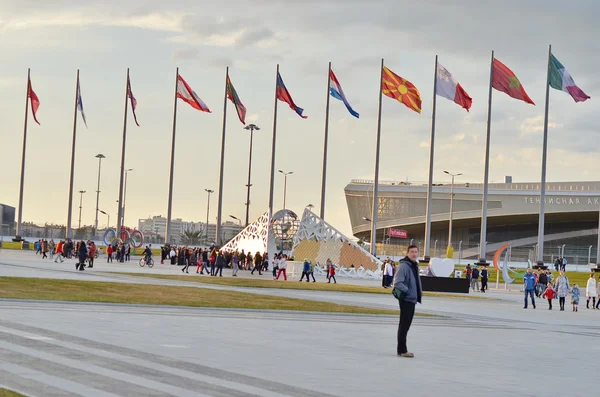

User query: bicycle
[139,256,154,268]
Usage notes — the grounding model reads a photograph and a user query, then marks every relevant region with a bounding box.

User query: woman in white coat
[586,273,597,309]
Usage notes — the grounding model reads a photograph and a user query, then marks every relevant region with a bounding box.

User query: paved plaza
[0,250,595,396]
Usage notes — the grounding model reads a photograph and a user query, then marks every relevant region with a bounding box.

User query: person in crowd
[383,259,394,288]
[251,251,262,275]
[571,284,580,312]
[561,256,567,272]
[308,259,316,282]
[523,268,537,309]
[88,242,96,268]
[392,245,422,358]
[240,250,246,270]
[35,240,42,255]
[596,277,600,310]
[231,250,240,277]
[465,264,472,287]
[471,266,480,292]
[76,240,88,271]
[542,283,555,310]
[49,239,55,259]
[54,240,65,263]
[126,245,131,262]
[537,269,548,298]
[480,266,488,293]
[214,250,225,277]
[170,246,177,265]
[586,273,597,309]
[41,239,48,259]
[555,270,570,311]
[209,249,217,276]
[119,244,126,263]
[326,258,333,282]
[107,244,113,263]
[182,248,194,274]
[300,258,311,282]
[160,246,167,264]
[262,252,269,272]
[328,261,337,284]
[276,254,288,281]
[554,257,561,272]
[272,253,279,279]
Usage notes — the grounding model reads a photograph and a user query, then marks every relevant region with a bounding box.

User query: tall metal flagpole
[216,67,229,246]
[166,67,179,245]
[66,69,80,239]
[370,59,384,257]
[423,55,439,261]
[268,64,280,220]
[536,45,552,266]
[320,62,332,220]
[116,68,130,236]
[478,50,495,265]
[16,68,31,237]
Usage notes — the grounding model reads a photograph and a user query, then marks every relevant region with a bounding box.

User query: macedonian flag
[382,66,422,113]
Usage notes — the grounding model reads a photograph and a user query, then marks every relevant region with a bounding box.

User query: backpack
[472,268,480,278]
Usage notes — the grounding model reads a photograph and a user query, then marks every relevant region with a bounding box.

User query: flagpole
[166,67,179,245]
[319,62,332,220]
[423,55,438,261]
[268,64,279,220]
[478,50,495,265]
[216,67,229,246]
[370,58,384,257]
[116,68,130,236]
[66,69,80,239]
[16,68,31,237]
[536,45,552,266]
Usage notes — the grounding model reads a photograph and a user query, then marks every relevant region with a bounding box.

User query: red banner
[388,229,408,239]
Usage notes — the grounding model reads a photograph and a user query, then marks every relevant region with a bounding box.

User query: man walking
[523,268,537,309]
[392,245,422,358]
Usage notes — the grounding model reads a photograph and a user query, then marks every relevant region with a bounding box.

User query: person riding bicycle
[144,246,152,264]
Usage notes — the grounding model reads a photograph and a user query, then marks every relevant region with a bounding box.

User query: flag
[382,66,422,113]
[127,76,140,126]
[329,69,359,118]
[549,53,590,103]
[276,72,307,118]
[492,59,535,105]
[177,74,211,112]
[76,79,87,128]
[436,63,472,112]
[226,75,247,124]
[28,78,40,125]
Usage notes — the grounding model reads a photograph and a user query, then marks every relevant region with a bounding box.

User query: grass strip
[0,277,401,316]
[0,389,27,397]
[111,272,493,300]
[456,267,593,287]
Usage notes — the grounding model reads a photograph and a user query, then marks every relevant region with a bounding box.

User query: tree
[181,230,202,246]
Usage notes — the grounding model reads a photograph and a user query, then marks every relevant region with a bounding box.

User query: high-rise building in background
[138,216,242,245]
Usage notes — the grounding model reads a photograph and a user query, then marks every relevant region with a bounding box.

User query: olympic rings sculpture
[103,227,144,248]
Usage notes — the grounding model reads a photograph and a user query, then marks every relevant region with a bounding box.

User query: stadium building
[345,178,600,263]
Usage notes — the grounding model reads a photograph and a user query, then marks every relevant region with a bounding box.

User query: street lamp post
[362,216,373,253]
[94,153,106,239]
[444,171,462,248]
[121,168,133,228]
[205,189,214,244]
[99,210,110,230]
[244,124,259,226]
[278,170,293,210]
[229,215,242,227]
[78,190,86,230]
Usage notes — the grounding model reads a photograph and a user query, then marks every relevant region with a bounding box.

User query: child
[542,283,556,310]
[571,284,580,312]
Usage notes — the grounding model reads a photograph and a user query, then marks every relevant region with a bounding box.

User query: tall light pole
[77,190,86,230]
[278,170,293,210]
[444,171,462,248]
[94,153,106,239]
[362,216,374,253]
[229,215,242,227]
[205,189,214,244]
[99,210,110,229]
[121,168,133,228]
[244,124,259,226]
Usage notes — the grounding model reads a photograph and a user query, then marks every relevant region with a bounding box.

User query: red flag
[127,75,140,126]
[176,74,211,112]
[28,78,41,125]
[276,72,307,118]
[492,59,535,105]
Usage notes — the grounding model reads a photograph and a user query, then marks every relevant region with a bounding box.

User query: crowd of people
[523,268,598,312]
[34,238,98,271]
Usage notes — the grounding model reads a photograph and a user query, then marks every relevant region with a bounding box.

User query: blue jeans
[524,289,536,308]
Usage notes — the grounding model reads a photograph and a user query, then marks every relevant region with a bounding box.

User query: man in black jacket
[392,245,423,358]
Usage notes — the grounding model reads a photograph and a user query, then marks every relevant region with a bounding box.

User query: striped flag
[329,69,359,118]
[177,74,210,112]
[76,79,87,128]
[127,76,140,126]
[226,74,246,124]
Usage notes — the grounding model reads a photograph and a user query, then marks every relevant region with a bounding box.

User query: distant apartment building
[138,216,243,245]
[0,203,16,236]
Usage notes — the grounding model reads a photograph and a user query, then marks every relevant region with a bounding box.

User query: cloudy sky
[0,0,597,237]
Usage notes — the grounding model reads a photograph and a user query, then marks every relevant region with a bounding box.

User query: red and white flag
[176,74,210,112]
[436,63,472,112]
[28,77,41,124]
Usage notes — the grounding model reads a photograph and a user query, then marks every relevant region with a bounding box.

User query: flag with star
[492,58,535,105]
[382,66,422,113]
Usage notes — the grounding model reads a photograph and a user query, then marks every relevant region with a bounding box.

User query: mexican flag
[549,54,590,103]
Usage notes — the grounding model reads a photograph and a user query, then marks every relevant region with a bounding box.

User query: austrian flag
[176,74,211,112]
[436,63,472,111]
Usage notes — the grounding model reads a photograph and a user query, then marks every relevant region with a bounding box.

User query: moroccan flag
[127,75,140,126]
[549,53,590,103]
[28,77,41,125]
[226,75,247,124]
[276,72,307,118]
[492,59,535,105]
[436,63,472,112]
[382,66,422,113]
[177,74,211,112]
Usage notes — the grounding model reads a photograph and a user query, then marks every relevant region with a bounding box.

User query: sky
[0,0,598,238]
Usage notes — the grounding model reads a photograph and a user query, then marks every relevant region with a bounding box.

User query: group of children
[539,282,581,311]
[538,274,600,312]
